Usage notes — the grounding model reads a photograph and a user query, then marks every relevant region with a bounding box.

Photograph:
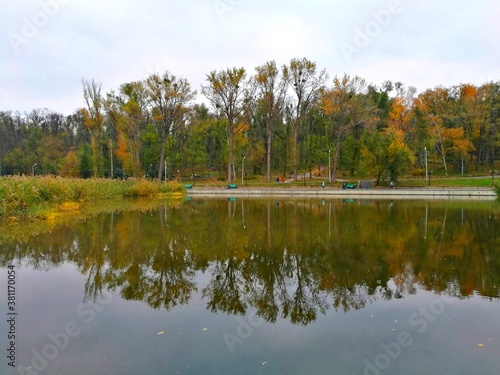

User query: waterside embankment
[187,186,497,200]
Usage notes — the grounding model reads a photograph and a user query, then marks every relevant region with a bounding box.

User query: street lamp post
[424,147,428,187]
[491,170,497,186]
[242,157,245,185]
[32,163,37,176]
[328,149,331,184]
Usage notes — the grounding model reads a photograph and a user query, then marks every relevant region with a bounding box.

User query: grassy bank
[0,176,185,220]
[184,175,499,189]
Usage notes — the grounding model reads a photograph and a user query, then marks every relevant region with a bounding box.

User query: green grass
[396,177,497,188]
[0,176,185,220]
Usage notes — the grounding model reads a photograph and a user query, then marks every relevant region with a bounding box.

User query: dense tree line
[1,58,499,183]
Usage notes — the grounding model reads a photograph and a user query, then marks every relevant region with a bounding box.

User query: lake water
[1,198,499,375]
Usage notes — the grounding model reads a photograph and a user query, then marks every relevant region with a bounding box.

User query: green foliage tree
[361,126,415,184]
[78,143,93,178]
[320,74,374,179]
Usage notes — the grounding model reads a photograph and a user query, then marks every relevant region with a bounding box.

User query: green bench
[184,184,192,189]
[345,183,357,189]
[228,184,237,189]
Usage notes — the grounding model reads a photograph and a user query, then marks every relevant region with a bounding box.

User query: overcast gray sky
[1,0,498,115]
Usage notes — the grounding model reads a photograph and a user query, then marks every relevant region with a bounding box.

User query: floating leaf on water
[203,328,208,331]
[262,361,268,365]
[157,331,164,335]
[477,344,485,347]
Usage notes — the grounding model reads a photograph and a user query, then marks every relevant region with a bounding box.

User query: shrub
[412,168,425,177]
[123,180,158,197]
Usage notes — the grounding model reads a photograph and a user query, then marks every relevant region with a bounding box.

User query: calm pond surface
[1,198,499,375]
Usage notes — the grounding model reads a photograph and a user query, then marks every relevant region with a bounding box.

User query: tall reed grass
[0,176,185,219]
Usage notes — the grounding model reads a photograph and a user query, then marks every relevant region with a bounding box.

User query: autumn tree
[59,148,79,177]
[415,88,452,175]
[472,83,500,170]
[319,74,373,180]
[254,61,288,182]
[81,79,105,176]
[145,72,196,182]
[361,126,414,184]
[283,58,327,180]
[119,81,149,177]
[202,67,253,183]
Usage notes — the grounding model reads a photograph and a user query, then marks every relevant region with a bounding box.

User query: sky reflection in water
[0,198,499,375]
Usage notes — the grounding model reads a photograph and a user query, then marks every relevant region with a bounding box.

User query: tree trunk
[475,125,485,171]
[441,150,448,176]
[332,127,343,181]
[110,140,113,178]
[293,125,299,181]
[157,135,166,183]
[266,118,273,182]
[91,135,102,177]
[227,120,234,184]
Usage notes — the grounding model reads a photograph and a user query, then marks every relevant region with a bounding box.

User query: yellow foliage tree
[59,149,79,177]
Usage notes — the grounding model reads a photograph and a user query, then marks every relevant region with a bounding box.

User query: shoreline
[186,186,497,200]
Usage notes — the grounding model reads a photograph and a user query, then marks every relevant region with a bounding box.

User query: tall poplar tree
[202,67,252,183]
[283,58,327,180]
[145,72,196,182]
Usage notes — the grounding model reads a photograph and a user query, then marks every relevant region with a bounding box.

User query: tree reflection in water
[1,199,498,325]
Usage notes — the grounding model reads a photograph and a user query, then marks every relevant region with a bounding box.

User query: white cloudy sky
[1,0,499,115]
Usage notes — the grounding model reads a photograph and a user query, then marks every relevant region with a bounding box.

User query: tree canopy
[1,59,498,182]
